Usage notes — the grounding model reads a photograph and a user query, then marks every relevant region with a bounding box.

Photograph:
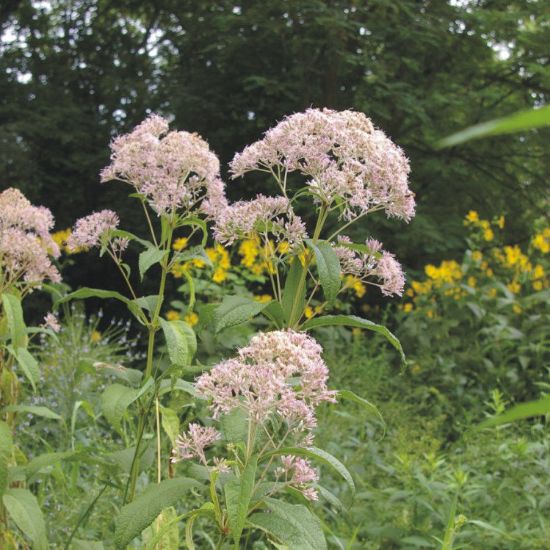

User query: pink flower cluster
[278,455,319,501]
[0,188,60,287]
[100,114,222,216]
[212,194,307,246]
[67,210,120,251]
[230,108,415,221]
[171,423,221,465]
[196,330,336,437]
[335,236,405,296]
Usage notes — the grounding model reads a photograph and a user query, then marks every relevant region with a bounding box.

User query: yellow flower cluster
[171,239,230,283]
[402,217,549,315]
[166,309,199,326]
[343,275,366,298]
[237,235,277,276]
[464,210,503,242]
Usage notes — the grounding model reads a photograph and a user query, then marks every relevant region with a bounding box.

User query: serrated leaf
[2,293,27,348]
[114,477,200,548]
[0,420,13,496]
[3,488,48,550]
[302,314,405,362]
[262,446,354,495]
[305,240,341,303]
[225,456,257,546]
[159,318,196,367]
[139,248,166,280]
[248,498,326,550]
[1,404,61,420]
[213,295,268,333]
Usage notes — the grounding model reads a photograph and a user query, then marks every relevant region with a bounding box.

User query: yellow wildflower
[304,306,314,319]
[278,241,290,254]
[465,210,479,224]
[467,276,477,288]
[253,294,272,303]
[507,280,521,294]
[483,227,494,241]
[91,330,102,343]
[403,303,413,313]
[487,287,497,298]
[496,216,505,230]
[425,260,462,284]
[472,250,482,262]
[184,312,199,326]
[426,309,435,319]
[532,230,549,254]
[166,310,180,321]
[172,237,189,251]
[512,303,522,315]
[212,268,228,283]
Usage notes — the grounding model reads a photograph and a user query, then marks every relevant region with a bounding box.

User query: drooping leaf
[93,362,143,386]
[2,488,48,550]
[100,379,153,433]
[2,293,27,348]
[302,314,405,362]
[213,295,268,333]
[2,404,61,420]
[247,498,326,550]
[160,406,180,446]
[225,456,258,546]
[56,287,132,306]
[114,477,200,548]
[159,318,196,367]
[305,239,341,303]
[478,395,550,429]
[139,247,167,280]
[338,389,385,427]
[0,420,13,496]
[263,446,354,495]
[438,105,550,147]
[7,347,39,391]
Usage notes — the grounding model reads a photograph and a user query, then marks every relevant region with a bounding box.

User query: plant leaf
[213,295,268,333]
[305,239,341,303]
[247,498,326,550]
[114,477,200,549]
[302,314,405,362]
[438,105,550,147]
[225,456,258,546]
[2,404,61,420]
[139,247,166,280]
[0,420,13,496]
[2,488,48,550]
[159,318,196,367]
[100,379,153,433]
[2,293,27,349]
[281,259,306,325]
[478,395,550,428]
[338,389,385,427]
[8,347,39,392]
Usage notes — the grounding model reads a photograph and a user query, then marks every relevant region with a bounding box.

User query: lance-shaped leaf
[225,456,258,546]
[302,314,405,362]
[213,295,268,333]
[305,239,341,303]
[2,293,27,349]
[0,420,13,496]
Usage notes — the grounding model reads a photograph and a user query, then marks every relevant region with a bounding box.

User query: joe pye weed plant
[1,108,415,548]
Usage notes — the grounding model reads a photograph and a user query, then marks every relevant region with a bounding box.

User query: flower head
[196,330,336,438]
[101,114,222,216]
[43,312,61,332]
[171,423,221,465]
[0,188,61,287]
[335,236,405,296]
[230,108,414,221]
[67,210,119,251]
